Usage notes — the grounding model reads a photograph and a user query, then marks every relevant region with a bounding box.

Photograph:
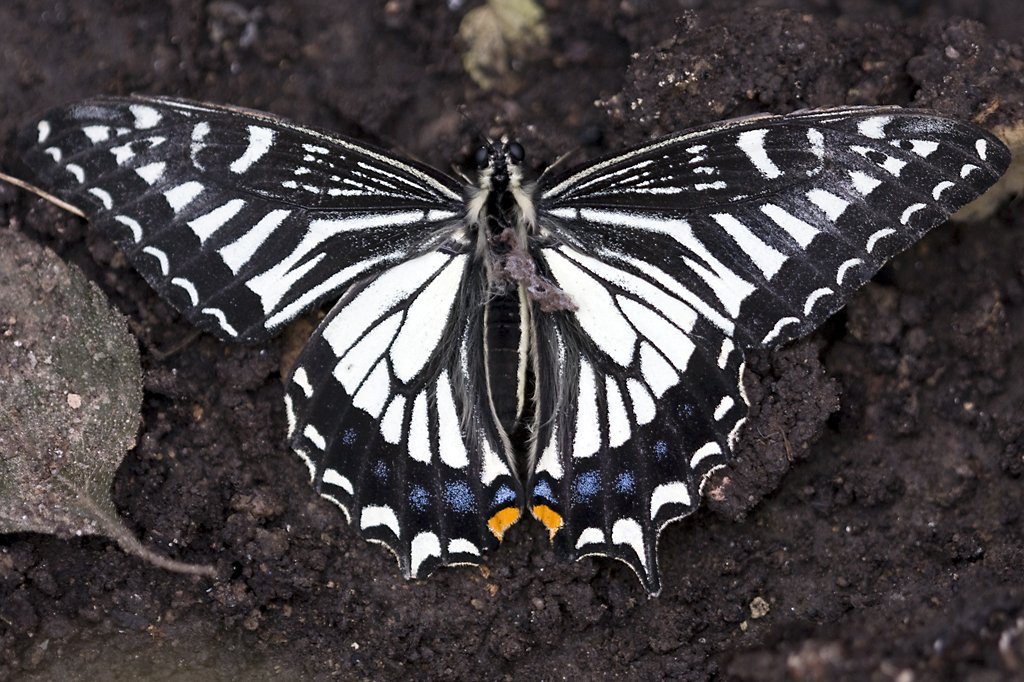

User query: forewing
[286,250,524,578]
[533,108,1009,593]
[18,95,465,342]
[541,107,1010,348]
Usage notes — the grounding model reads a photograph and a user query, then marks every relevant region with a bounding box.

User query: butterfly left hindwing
[286,248,524,577]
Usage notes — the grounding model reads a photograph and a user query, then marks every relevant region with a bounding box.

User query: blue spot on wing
[615,472,635,494]
[532,479,555,502]
[654,440,668,460]
[342,428,358,445]
[572,471,600,502]
[373,461,388,481]
[445,481,474,513]
[493,484,517,506]
[409,485,430,512]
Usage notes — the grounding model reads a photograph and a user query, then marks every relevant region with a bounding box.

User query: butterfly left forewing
[18,96,465,342]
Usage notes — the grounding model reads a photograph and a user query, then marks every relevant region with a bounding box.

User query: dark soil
[1,1,1022,680]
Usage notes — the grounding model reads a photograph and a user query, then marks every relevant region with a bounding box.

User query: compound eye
[508,141,525,164]
[474,146,490,169]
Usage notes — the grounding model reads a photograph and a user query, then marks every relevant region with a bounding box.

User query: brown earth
[0,1,1022,680]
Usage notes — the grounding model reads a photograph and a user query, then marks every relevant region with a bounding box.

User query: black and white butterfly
[16,96,1009,594]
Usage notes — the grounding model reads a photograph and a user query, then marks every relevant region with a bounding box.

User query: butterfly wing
[286,248,524,577]
[19,96,523,577]
[532,107,1010,593]
[17,95,466,342]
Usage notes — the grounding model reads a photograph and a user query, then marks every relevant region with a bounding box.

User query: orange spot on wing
[487,508,521,541]
[531,504,563,541]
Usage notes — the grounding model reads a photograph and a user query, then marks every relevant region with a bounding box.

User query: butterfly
[15,96,1009,594]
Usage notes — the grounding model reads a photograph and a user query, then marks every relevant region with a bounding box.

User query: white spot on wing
[129,104,162,129]
[857,115,891,139]
[65,163,84,183]
[836,258,861,285]
[230,126,275,173]
[690,442,722,469]
[932,180,954,200]
[803,287,833,315]
[807,189,849,221]
[976,139,988,160]
[575,527,605,550]
[142,246,169,275]
[109,143,133,165]
[37,120,50,143]
[323,468,354,495]
[87,187,113,210]
[410,532,441,576]
[626,378,655,426]
[904,139,938,157]
[188,199,245,244]
[82,125,109,143]
[201,308,237,337]
[866,228,895,253]
[360,505,400,538]
[573,360,600,458]
[303,424,326,450]
[170,277,200,306]
[717,338,734,369]
[135,161,166,185]
[407,392,431,463]
[44,147,62,162]
[292,367,313,397]
[900,203,926,225]
[762,316,800,345]
[711,213,786,279]
[611,518,647,571]
[380,395,406,445]
[390,255,466,382]
[849,170,882,196]
[960,164,979,178]
[605,377,630,449]
[164,181,204,213]
[436,371,469,469]
[114,215,143,242]
[736,129,781,179]
[713,396,734,421]
[650,482,691,520]
[760,204,818,248]
[448,538,480,556]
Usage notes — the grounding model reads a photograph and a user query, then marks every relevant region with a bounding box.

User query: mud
[0,2,1021,680]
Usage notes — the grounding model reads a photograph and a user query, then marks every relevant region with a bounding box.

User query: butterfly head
[473,137,526,192]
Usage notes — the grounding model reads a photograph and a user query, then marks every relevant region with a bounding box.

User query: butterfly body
[15,96,1010,594]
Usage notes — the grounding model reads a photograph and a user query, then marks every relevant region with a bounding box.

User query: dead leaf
[459,0,549,93]
[0,227,215,577]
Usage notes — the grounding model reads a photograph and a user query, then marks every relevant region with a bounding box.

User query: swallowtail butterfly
[15,96,1009,594]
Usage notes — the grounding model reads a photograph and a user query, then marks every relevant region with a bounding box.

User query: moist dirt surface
[1,1,1022,680]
